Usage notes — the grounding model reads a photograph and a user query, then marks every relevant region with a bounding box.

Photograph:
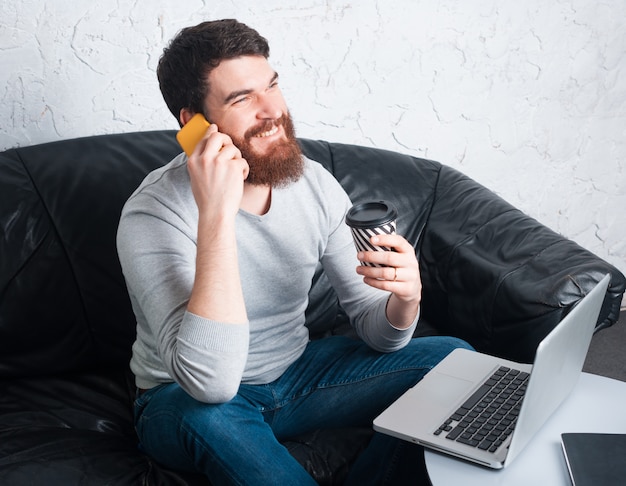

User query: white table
[425,372,626,485]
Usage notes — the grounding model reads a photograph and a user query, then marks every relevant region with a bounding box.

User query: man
[117,18,472,485]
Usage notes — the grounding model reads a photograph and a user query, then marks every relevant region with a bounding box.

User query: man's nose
[256,94,283,120]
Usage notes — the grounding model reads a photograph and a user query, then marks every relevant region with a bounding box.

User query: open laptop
[373,274,610,469]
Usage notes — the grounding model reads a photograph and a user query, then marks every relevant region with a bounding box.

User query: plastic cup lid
[345,200,398,228]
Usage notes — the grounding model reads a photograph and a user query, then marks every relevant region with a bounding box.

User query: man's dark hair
[157,19,270,123]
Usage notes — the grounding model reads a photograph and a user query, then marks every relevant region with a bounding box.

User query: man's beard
[232,112,304,188]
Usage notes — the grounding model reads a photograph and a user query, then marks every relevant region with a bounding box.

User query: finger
[358,249,398,268]
[357,264,402,281]
[196,126,235,156]
[241,158,250,180]
[370,234,413,253]
[213,143,242,162]
[361,274,402,293]
[360,270,420,300]
[189,123,217,156]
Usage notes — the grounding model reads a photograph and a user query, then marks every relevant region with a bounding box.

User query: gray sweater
[117,154,417,403]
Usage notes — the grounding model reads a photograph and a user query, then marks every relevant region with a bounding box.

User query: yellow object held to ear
[176,113,211,156]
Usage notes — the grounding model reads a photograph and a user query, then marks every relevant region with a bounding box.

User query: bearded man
[116,18,471,485]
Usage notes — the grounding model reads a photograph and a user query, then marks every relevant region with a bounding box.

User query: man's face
[203,55,303,187]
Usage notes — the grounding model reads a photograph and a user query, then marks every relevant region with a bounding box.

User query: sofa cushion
[0,369,209,485]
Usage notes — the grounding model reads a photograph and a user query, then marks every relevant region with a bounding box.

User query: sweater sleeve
[117,172,249,403]
[315,167,418,352]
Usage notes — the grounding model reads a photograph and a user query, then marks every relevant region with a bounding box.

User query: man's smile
[255,125,279,138]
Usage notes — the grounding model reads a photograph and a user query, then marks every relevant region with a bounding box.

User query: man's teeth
[256,126,278,138]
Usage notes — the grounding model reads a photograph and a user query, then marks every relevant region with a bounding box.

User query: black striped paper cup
[345,201,397,267]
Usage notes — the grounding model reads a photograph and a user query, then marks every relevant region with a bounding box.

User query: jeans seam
[180,414,248,486]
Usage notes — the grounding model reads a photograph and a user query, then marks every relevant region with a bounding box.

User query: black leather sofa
[1,130,624,485]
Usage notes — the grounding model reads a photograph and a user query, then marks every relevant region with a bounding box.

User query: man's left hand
[356,234,421,329]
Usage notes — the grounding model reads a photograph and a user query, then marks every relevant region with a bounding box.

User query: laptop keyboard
[434,366,530,453]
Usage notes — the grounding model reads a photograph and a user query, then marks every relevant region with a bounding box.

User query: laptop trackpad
[426,372,475,406]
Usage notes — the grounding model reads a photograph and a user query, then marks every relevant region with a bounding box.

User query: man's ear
[179,108,194,127]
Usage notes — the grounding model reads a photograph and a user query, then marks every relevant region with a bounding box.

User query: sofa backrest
[0,132,442,377]
[299,140,624,362]
[0,131,181,377]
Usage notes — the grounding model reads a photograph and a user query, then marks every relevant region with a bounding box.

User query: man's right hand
[186,123,249,325]
[187,124,249,222]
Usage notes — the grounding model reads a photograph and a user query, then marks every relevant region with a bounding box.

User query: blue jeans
[134,335,472,485]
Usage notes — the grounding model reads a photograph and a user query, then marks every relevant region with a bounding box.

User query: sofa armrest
[419,165,625,363]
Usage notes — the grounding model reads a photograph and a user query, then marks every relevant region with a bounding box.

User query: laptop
[373,274,610,469]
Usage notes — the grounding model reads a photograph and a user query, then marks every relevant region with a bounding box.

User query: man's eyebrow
[223,72,279,105]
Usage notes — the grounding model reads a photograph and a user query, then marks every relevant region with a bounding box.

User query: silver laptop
[373,274,610,469]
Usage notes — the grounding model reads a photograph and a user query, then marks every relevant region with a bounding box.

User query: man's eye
[234,96,251,105]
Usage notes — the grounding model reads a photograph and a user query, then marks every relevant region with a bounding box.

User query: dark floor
[583,304,626,382]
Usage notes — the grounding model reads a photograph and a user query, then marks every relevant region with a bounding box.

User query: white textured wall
[1,0,625,278]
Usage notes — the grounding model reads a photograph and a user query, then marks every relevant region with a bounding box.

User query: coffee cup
[345,200,397,267]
